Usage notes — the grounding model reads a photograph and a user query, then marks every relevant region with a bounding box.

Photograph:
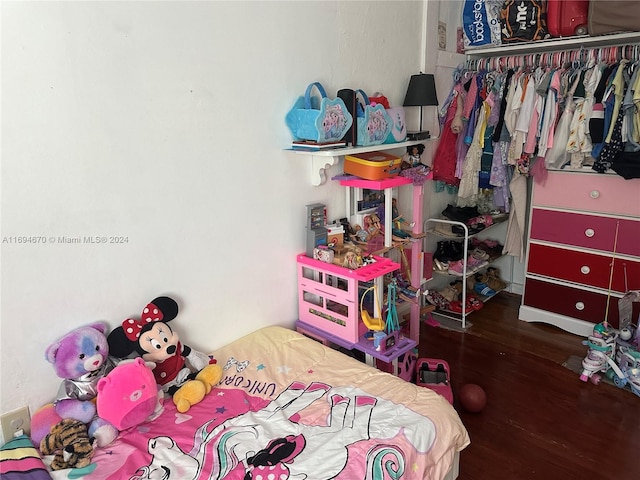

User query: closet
[430,33,640,335]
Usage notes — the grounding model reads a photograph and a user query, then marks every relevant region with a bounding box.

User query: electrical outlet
[1,406,31,442]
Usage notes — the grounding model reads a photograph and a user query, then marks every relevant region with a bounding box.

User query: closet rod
[464,31,640,57]
[465,43,639,71]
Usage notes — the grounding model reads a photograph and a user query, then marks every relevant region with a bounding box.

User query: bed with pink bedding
[49,326,469,480]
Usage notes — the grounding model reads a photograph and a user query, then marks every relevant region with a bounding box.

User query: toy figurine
[365,214,382,238]
[402,144,426,169]
[342,251,359,270]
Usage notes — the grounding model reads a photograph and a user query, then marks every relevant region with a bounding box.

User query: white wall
[0,1,427,417]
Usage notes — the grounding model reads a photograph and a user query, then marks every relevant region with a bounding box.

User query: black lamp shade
[403,73,438,107]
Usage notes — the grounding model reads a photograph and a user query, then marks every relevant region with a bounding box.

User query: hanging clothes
[458,100,490,206]
[431,42,640,261]
[432,83,464,187]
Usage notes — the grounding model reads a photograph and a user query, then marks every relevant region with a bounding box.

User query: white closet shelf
[465,32,640,57]
[285,139,436,186]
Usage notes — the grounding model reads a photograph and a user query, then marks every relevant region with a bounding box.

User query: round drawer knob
[575,302,585,311]
[580,266,591,275]
[585,228,595,238]
[590,190,600,199]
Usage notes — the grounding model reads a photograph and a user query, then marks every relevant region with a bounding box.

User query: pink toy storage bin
[297,253,399,344]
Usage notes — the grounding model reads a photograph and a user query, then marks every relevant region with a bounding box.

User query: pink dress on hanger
[432,86,463,187]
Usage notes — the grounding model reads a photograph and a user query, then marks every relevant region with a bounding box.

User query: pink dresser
[519,171,640,336]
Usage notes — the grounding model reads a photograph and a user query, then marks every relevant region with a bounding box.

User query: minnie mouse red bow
[121,302,164,341]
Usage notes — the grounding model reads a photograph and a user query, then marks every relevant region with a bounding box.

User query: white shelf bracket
[310,155,339,186]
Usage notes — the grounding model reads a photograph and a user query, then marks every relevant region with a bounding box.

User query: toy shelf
[296,253,399,282]
[296,320,418,364]
[286,139,436,186]
[296,251,419,375]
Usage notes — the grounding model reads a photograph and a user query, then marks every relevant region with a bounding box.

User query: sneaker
[471,248,489,261]
[447,260,466,276]
[467,256,488,271]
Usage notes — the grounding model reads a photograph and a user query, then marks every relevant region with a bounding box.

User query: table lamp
[403,73,438,140]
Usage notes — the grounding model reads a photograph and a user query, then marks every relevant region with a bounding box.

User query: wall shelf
[285,139,436,186]
[464,32,640,57]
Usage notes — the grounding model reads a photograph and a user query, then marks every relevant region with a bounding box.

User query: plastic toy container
[416,358,453,404]
[344,151,402,180]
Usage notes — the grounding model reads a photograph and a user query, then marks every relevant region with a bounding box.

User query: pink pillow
[97,358,159,431]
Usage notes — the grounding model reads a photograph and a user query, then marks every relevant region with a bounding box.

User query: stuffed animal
[96,358,163,431]
[32,323,119,448]
[40,418,95,470]
[107,296,223,413]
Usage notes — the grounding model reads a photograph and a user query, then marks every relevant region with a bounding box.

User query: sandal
[433,259,449,272]
[425,291,449,309]
[448,300,463,313]
[474,281,496,297]
[466,294,484,311]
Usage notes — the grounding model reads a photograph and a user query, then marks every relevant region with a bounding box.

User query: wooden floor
[418,293,639,480]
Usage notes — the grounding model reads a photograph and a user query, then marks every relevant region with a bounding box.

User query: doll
[402,143,426,169]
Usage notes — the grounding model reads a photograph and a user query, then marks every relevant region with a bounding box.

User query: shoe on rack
[425,290,450,309]
[471,248,490,261]
[441,205,468,223]
[434,223,453,236]
[439,285,460,303]
[433,259,449,272]
[448,301,464,313]
[486,267,507,291]
[474,280,497,297]
[434,241,454,262]
[447,241,465,261]
[451,224,468,236]
[465,294,484,311]
[447,260,466,276]
[450,280,464,298]
[467,256,488,272]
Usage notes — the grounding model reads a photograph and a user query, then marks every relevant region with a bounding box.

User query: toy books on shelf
[291,140,348,151]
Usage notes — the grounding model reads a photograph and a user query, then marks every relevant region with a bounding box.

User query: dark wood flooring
[418,292,639,480]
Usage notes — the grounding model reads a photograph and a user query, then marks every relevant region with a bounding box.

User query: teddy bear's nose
[167,345,176,355]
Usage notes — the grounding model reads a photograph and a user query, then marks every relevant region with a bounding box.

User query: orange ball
[459,384,487,413]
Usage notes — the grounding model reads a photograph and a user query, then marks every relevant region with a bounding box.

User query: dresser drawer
[522,278,621,328]
[530,209,640,257]
[533,171,640,217]
[527,243,640,293]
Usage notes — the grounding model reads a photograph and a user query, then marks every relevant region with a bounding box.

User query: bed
[45,326,469,480]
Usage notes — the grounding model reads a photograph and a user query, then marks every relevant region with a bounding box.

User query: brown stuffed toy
[40,418,94,470]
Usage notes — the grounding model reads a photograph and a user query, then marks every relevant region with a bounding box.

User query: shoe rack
[423,217,509,329]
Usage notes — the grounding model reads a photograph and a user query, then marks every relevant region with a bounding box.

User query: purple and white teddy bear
[31,323,119,447]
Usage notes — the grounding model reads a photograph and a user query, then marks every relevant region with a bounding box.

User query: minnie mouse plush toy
[107,296,222,413]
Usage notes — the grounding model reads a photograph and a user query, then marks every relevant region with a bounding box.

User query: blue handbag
[285,82,353,143]
[355,89,393,147]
